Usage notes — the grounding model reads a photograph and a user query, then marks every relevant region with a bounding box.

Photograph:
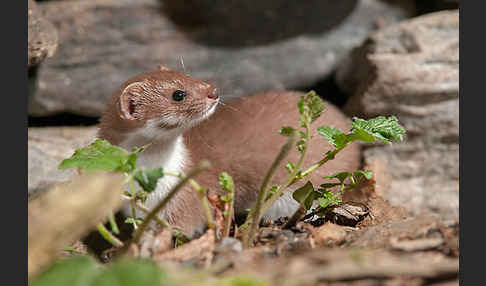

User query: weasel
[98,66,361,236]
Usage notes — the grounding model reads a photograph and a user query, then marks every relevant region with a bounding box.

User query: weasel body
[98,67,360,236]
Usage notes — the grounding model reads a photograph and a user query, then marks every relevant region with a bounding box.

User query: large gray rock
[28,0,411,116]
[28,126,98,197]
[337,10,459,221]
[28,0,58,67]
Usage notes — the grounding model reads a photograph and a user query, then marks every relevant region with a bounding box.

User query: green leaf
[58,139,136,173]
[91,259,168,286]
[324,172,352,183]
[317,189,342,209]
[292,181,319,210]
[219,172,234,192]
[317,197,332,209]
[220,194,233,202]
[31,256,100,286]
[134,168,164,193]
[317,126,348,148]
[125,217,143,225]
[173,231,190,248]
[350,116,405,144]
[307,93,325,123]
[292,181,314,204]
[347,128,376,143]
[296,139,306,153]
[353,170,373,182]
[266,185,279,201]
[319,183,342,189]
[297,91,325,126]
[279,126,295,137]
[297,98,305,115]
[285,162,296,174]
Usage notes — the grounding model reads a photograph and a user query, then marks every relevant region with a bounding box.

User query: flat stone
[28,126,98,197]
[336,10,459,221]
[29,0,411,116]
[28,0,58,67]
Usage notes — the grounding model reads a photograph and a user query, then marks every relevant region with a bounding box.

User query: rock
[28,126,98,197]
[215,237,243,254]
[28,0,58,67]
[344,214,444,249]
[29,0,411,116]
[336,10,459,221]
[311,222,347,246]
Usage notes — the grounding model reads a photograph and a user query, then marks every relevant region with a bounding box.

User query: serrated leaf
[324,172,352,183]
[307,93,325,123]
[317,126,348,147]
[350,116,405,144]
[317,197,332,209]
[297,97,305,115]
[297,91,325,126]
[31,256,100,286]
[58,139,136,173]
[347,128,377,143]
[91,259,167,286]
[134,168,164,193]
[279,126,295,137]
[219,172,234,192]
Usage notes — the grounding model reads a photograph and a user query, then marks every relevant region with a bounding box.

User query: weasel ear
[157,65,170,72]
[119,82,143,120]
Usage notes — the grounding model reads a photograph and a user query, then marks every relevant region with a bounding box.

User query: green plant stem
[258,123,311,224]
[223,196,234,238]
[296,144,348,183]
[129,161,209,246]
[189,178,216,230]
[124,196,170,228]
[97,223,124,248]
[165,170,214,229]
[108,212,119,235]
[243,131,296,248]
[280,144,349,229]
[128,176,138,229]
[282,204,307,229]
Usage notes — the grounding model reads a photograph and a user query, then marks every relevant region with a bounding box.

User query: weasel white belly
[118,123,188,219]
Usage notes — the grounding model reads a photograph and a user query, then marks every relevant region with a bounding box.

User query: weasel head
[99,66,219,144]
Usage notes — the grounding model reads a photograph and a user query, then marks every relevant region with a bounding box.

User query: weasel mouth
[203,102,218,118]
[158,122,181,130]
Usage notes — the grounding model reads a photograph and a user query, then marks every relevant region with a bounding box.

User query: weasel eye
[172,90,186,102]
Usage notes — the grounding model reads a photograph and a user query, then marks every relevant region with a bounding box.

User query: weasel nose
[208,88,219,100]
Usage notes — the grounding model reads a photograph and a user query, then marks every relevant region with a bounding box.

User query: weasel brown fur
[98,67,361,236]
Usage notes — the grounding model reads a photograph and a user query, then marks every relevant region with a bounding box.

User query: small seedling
[241,91,405,246]
[219,172,235,237]
[58,139,211,247]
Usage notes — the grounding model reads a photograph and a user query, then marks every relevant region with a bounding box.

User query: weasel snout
[208,88,219,100]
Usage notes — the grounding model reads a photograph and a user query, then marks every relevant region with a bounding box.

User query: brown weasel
[98,66,360,236]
